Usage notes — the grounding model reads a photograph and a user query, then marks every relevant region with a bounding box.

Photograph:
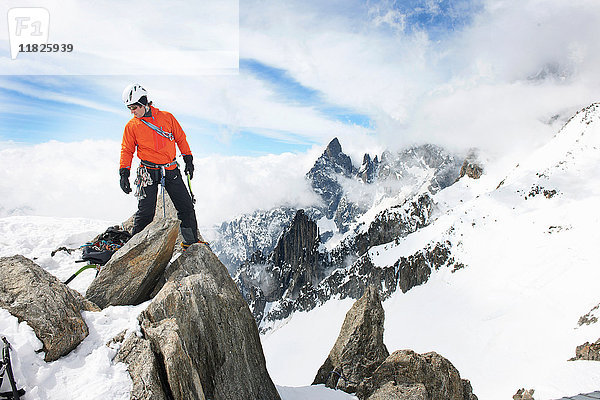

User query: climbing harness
[139,160,178,218]
[0,337,24,400]
[139,119,174,141]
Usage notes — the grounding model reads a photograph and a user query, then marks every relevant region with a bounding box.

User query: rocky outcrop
[139,245,280,400]
[358,154,379,183]
[570,339,600,361]
[313,286,389,393]
[456,150,483,181]
[0,255,99,362]
[86,218,179,309]
[270,209,322,300]
[356,350,478,400]
[353,193,434,257]
[114,333,167,400]
[513,388,535,400]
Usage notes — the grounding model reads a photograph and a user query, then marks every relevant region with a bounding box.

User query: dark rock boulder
[140,245,280,400]
[0,255,99,362]
[313,286,389,393]
[114,333,168,400]
[86,218,179,309]
[356,350,478,400]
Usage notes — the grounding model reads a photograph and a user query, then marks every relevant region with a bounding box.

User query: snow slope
[261,104,600,399]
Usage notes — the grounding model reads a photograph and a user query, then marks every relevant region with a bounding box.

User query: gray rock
[367,382,427,400]
[142,318,205,400]
[356,350,478,400]
[114,333,167,400]
[0,255,99,362]
[313,286,389,393]
[86,218,179,309]
[150,241,212,297]
[140,245,280,400]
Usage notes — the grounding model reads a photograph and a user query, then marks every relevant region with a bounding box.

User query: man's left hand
[183,155,194,179]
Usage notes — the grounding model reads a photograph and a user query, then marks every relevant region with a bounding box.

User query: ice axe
[186,172,196,204]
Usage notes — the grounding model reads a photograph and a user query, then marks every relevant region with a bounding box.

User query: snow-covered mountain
[2,104,600,400]
[261,103,600,399]
[226,139,464,330]
[211,138,463,274]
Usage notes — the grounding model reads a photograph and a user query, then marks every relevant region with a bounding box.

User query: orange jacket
[120,105,192,170]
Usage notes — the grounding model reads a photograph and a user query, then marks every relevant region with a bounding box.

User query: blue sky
[1,0,600,158]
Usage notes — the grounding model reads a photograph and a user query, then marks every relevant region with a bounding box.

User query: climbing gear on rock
[0,337,25,400]
[64,226,132,284]
[119,168,132,194]
[64,264,100,285]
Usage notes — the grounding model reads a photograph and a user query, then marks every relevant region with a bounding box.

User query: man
[119,83,200,248]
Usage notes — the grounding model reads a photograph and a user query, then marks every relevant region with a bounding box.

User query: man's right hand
[119,168,132,194]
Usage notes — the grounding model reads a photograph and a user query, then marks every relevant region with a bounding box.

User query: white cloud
[0,140,322,228]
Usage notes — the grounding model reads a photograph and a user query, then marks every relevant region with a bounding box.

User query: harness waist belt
[140,159,178,169]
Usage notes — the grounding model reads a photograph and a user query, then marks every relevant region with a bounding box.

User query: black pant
[132,167,199,244]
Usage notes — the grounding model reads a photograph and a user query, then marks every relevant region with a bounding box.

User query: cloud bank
[0,140,322,228]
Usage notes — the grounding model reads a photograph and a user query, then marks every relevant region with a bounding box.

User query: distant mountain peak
[325,137,343,157]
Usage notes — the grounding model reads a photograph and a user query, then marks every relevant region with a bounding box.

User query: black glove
[119,168,132,194]
[183,155,194,179]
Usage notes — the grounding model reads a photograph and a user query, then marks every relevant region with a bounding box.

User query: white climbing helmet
[122,84,148,106]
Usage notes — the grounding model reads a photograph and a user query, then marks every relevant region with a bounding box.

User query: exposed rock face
[570,338,600,361]
[456,151,483,181]
[0,255,99,362]
[270,209,322,300]
[86,218,179,309]
[307,137,355,219]
[142,318,206,400]
[140,245,281,400]
[353,193,434,256]
[358,154,379,183]
[367,382,427,400]
[458,160,483,180]
[356,350,478,400]
[114,333,167,400]
[313,286,389,393]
